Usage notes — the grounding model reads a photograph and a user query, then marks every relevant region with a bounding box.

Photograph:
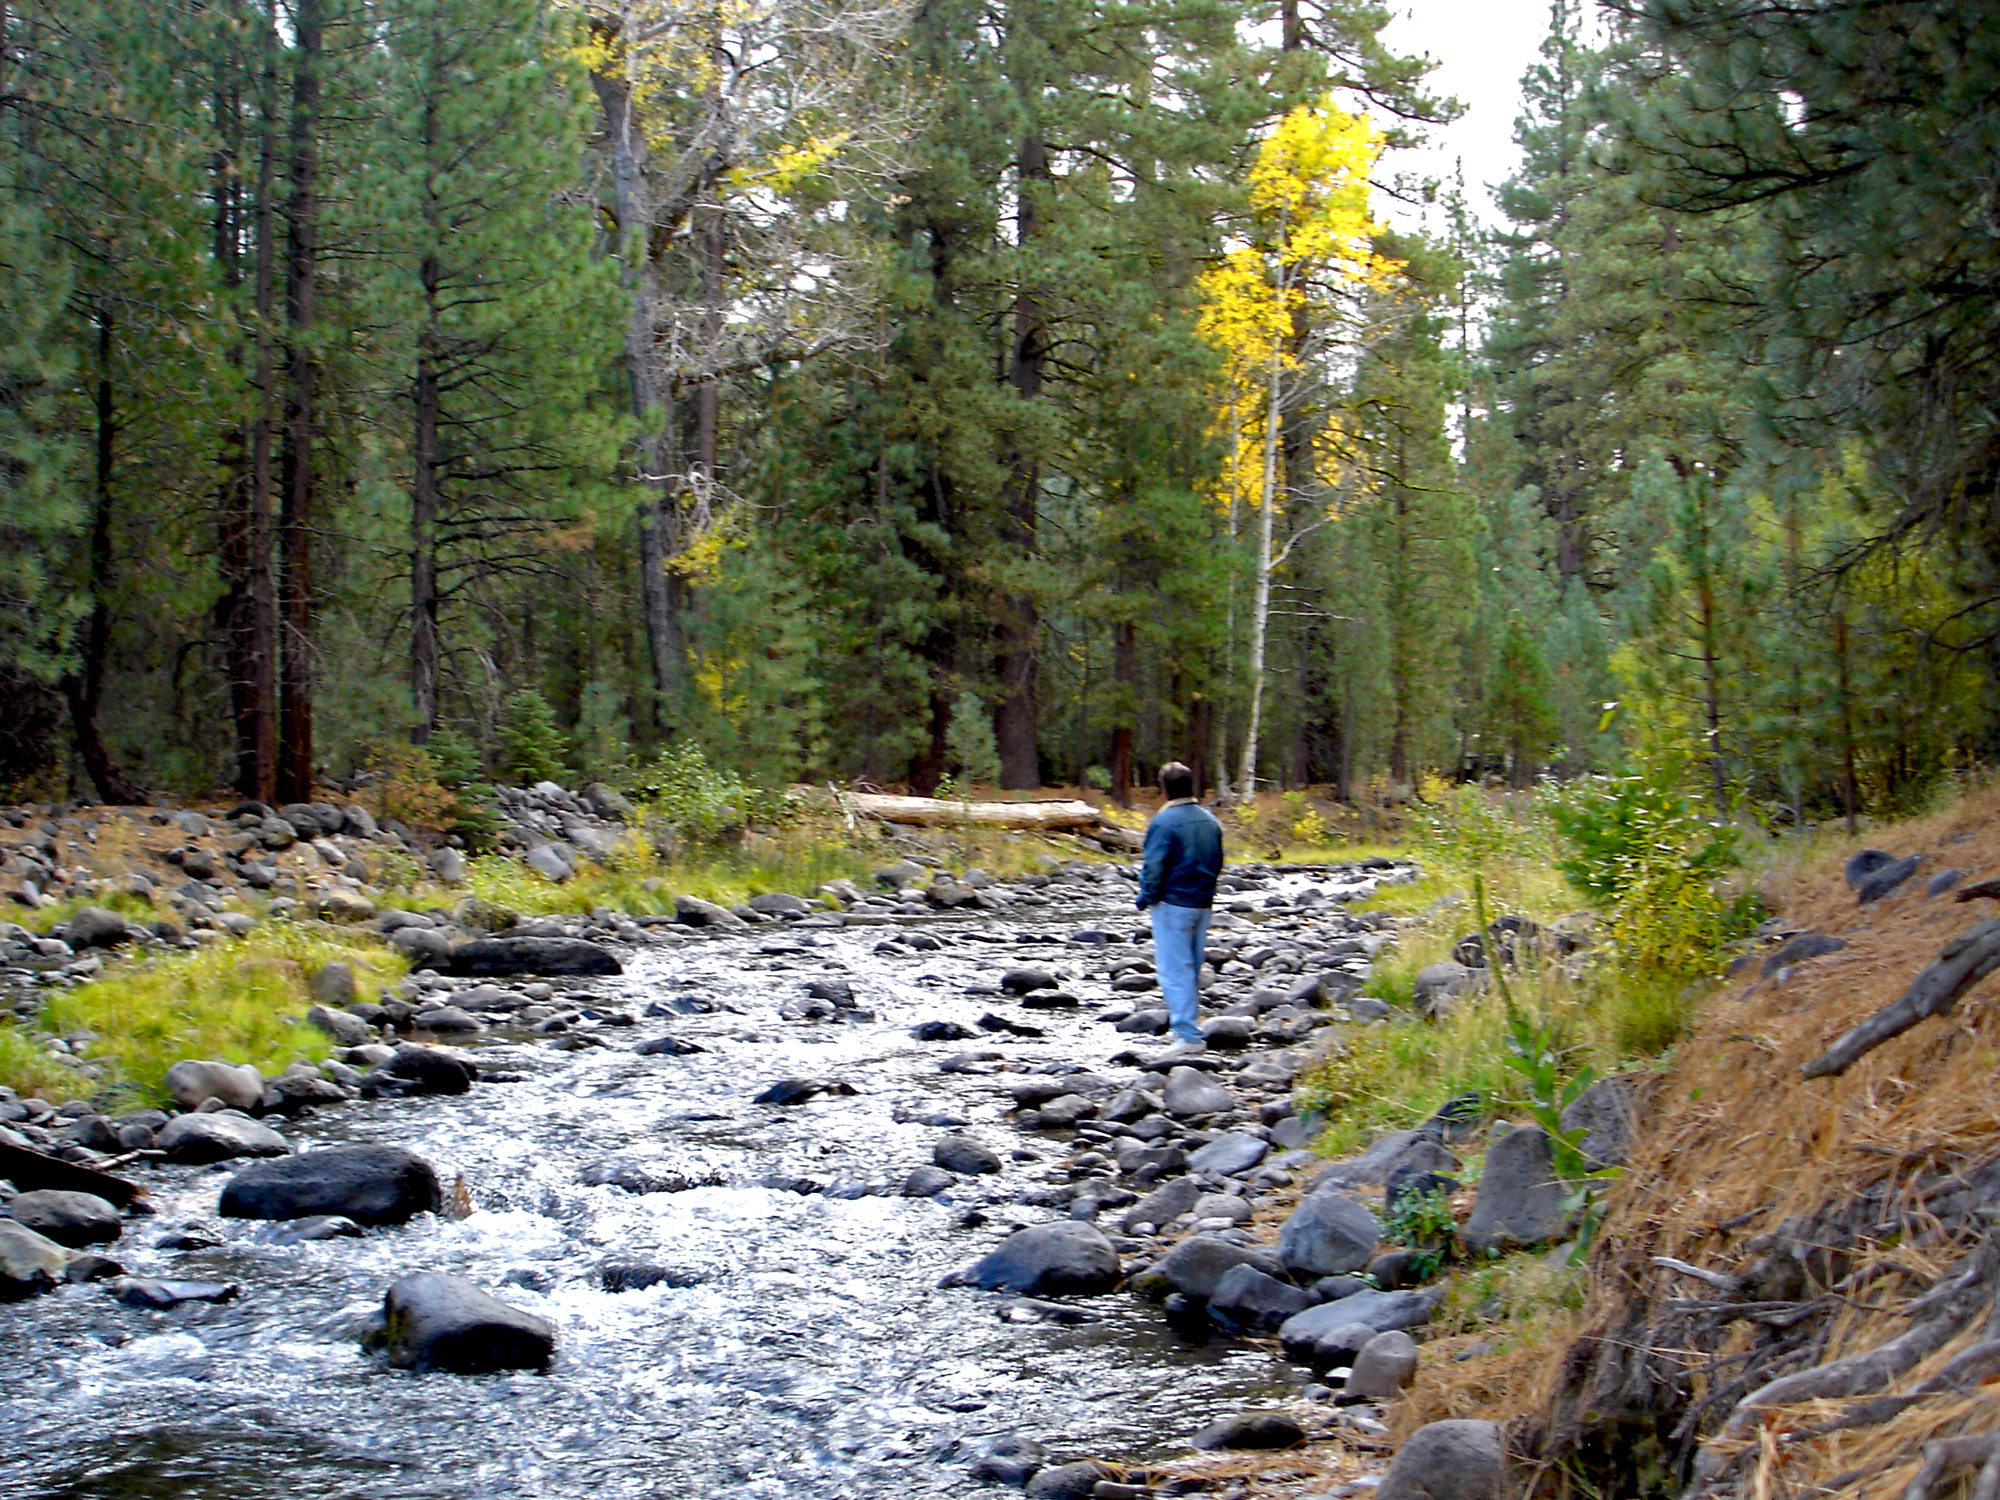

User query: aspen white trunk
[1235,349,1282,797]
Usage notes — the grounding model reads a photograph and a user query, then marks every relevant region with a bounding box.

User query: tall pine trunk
[276,0,321,803]
[994,128,1047,790]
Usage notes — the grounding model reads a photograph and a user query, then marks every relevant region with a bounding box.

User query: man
[1135,760,1223,1057]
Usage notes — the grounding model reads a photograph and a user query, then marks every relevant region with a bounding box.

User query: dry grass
[1462,781,2000,1495]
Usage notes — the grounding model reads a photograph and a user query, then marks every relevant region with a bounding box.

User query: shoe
[1157,1038,1207,1060]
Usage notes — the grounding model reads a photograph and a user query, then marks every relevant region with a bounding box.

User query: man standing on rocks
[1136,761,1223,1058]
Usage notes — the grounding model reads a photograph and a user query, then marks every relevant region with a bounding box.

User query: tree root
[1686,1236,2000,1489]
[1804,919,2000,1078]
[1902,1433,2000,1500]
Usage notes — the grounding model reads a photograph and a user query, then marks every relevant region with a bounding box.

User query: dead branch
[1655,1255,1739,1291]
[1804,919,2000,1078]
[1688,1236,2000,1486]
[1902,1433,2000,1500]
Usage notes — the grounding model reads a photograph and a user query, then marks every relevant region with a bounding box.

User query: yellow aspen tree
[1196,98,1397,797]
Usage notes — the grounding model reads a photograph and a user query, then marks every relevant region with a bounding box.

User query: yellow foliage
[1194,97,1400,518]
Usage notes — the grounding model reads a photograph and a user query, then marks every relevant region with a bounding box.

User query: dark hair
[1159,761,1195,801]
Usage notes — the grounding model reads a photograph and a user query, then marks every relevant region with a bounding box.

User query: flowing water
[0,874,1377,1500]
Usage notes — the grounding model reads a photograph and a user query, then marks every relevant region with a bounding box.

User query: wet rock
[368,1045,478,1097]
[805,979,854,1003]
[1375,1419,1505,1500]
[1019,990,1081,1010]
[600,1262,706,1292]
[0,1219,70,1300]
[1187,1130,1268,1176]
[444,936,621,977]
[64,1253,125,1282]
[1348,1329,1420,1400]
[966,1432,1048,1485]
[902,1165,955,1197]
[6,1188,122,1247]
[635,1035,707,1057]
[1023,1460,1120,1499]
[1461,1125,1566,1257]
[1161,1066,1232,1118]
[156,1111,291,1164]
[1277,1289,1443,1368]
[411,1005,482,1035]
[579,1160,693,1195]
[675,893,746,928]
[1001,967,1058,995]
[912,1019,975,1042]
[1206,1262,1315,1331]
[1133,1234,1286,1302]
[164,1059,265,1112]
[1114,1009,1169,1034]
[250,1215,365,1245]
[754,1077,856,1106]
[942,1220,1121,1296]
[1277,1190,1382,1276]
[110,1277,241,1309]
[220,1144,443,1226]
[934,1135,1002,1176]
[369,1272,555,1374]
[1190,1411,1305,1450]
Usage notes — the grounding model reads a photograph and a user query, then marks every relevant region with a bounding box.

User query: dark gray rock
[163,1059,264,1112]
[675,893,746,929]
[1312,1129,1459,1190]
[1277,1288,1443,1367]
[62,906,135,949]
[902,1165,955,1197]
[390,926,452,967]
[966,1432,1048,1485]
[6,1189,122,1247]
[307,1003,372,1047]
[0,1220,69,1301]
[220,1144,443,1226]
[1191,1411,1305,1450]
[368,1045,478,1096]
[1001,967,1059,995]
[1134,1234,1285,1302]
[369,1272,555,1374]
[1348,1329,1421,1399]
[1122,1175,1202,1234]
[1205,1262,1315,1331]
[912,1019,975,1042]
[1760,931,1848,977]
[1461,1124,1566,1256]
[1375,1419,1505,1500]
[1187,1130,1268,1176]
[1023,1461,1119,1500]
[1842,848,1896,891]
[1857,853,1922,904]
[1162,1066,1233,1118]
[1557,1073,1649,1172]
[1276,1190,1381,1276]
[942,1220,1121,1296]
[110,1277,241,1309]
[444,937,621,977]
[748,892,814,916]
[1928,867,1963,897]
[635,1034,707,1057]
[251,1215,365,1245]
[1200,1016,1256,1050]
[754,1077,855,1106]
[523,843,575,882]
[1348,996,1392,1023]
[1413,961,1483,1018]
[934,1135,1002,1176]
[156,1112,290,1164]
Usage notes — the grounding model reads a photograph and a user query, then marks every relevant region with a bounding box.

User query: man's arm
[1137,819,1169,908]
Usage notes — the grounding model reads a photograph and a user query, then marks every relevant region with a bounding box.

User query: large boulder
[942,1221,1121,1296]
[675,893,747,929]
[63,906,136,949]
[1206,1262,1315,1331]
[369,1272,555,1374]
[307,1003,373,1047]
[1347,1329,1421,1400]
[1122,1175,1202,1233]
[1187,1130,1269,1176]
[443,937,621,977]
[5,1189,122,1248]
[155,1112,291,1164]
[0,1220,71,1300]
[220,1145,443,1227]
[1311,1129,1458,1191]
[1461,1124,1567,1257]
[164,1059,265,1112]
[1277,1288,1443,1369]
[1276,1189,1382,1276]
[1376,1419,1505,1500]
[1557,1073,1650,1172]
[367,1045,478,1097]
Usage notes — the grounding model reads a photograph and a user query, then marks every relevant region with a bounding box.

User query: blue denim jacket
[1137,801,1224,909]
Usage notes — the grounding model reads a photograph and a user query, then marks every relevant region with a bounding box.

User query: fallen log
[849,792,1114,834]
[1803,918,2000,1079]
[0,1139,145,1207]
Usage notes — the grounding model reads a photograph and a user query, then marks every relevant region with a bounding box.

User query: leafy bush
[354,739,454,830]
[628,742,794,846]
[1547,756,1756,974]
[946,691,1000,786]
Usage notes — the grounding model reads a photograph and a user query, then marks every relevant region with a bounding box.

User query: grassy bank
[3,926,404,1107]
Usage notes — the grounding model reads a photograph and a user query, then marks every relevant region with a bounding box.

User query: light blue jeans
[1151,902,1213,1044]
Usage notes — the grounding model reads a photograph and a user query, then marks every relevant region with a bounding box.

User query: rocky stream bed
[0,850,1562,1500]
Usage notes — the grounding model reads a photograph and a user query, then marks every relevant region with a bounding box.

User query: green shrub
[946,691,1000,786]
[497,688,571,785]
[627,741,794,847]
